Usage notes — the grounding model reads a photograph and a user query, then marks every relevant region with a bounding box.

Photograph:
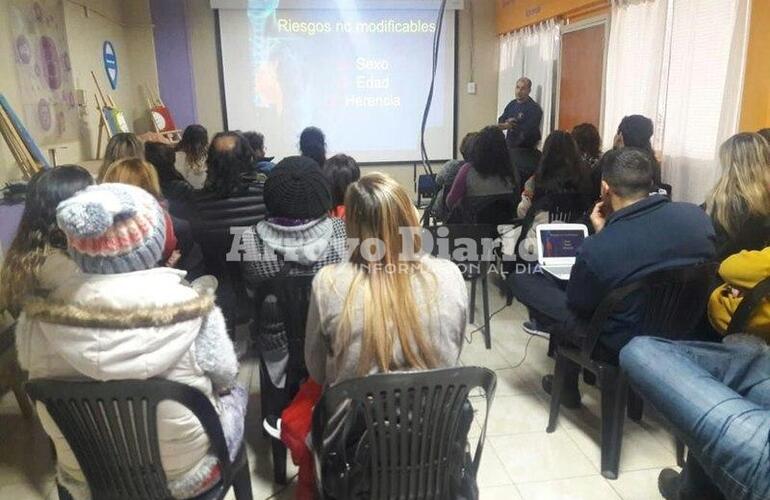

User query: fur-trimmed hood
[18,267,213,381]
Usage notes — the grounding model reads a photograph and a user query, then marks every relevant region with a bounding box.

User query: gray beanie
[56,183,166,274]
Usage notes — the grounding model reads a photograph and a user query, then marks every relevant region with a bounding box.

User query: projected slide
[219,5,455,163]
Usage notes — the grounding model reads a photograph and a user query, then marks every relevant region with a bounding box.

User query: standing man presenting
[499,77,544,148]
[499,77,544,180]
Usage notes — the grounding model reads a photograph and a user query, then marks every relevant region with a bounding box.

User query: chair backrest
[584,262,718,355]
[460,194,519,225]
[726,275,770,335]
[254,273,315,392]
[541,191,588,223]
[514,191,588,253]
[25,378,232,500]
[312,366,496,500]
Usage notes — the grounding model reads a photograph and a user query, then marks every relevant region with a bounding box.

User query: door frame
[555,15,610,132]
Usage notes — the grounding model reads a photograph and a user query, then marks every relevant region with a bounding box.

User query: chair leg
[481,272,491,349]
[272,439,287,485]
[232,453,254,500]
[627,388,644,422]
[56,483,74,500]
[599,369,628,480]
[469,277,477,324]
[675,438,686,467]
[546,353,568,433]
[12,381,33,420]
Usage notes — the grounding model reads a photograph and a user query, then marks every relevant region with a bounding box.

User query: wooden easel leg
[96,117,104,160]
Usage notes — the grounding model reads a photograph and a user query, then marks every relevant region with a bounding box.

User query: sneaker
[522,320,550,339]
[263,416,282,440]
[658,468,682,500]
[542,374,581,409]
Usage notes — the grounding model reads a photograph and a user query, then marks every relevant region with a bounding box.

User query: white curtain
[498,19,561,142]
[662,0,751,203]
[602,0,670,152]
[603,0,752,202]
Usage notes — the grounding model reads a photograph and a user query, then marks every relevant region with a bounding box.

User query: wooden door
[558,23,606,132]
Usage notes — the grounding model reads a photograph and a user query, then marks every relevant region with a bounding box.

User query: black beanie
[264,156,332,219]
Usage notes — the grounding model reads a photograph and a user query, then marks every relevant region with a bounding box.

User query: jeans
[620,337,770,500]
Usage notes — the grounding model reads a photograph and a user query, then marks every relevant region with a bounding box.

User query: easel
[91,70,129,159]
[94,94,110,160]
[143,84,182,142]
[0,97,42,179]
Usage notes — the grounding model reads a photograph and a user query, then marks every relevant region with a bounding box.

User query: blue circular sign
[103,41,118,90]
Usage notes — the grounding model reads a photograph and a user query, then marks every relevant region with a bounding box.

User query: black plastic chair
[546,262,717,479]
[512,191,589,256]
[415,173,438,209]
[25,378,252,500]
[251,273,315,484]
[311,366,496,500]
[426,194,518,349]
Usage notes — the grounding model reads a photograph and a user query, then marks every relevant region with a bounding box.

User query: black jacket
[190,183,267,328]
[566,195,716,351]
[498,97,543,149]
[713,214,770,261]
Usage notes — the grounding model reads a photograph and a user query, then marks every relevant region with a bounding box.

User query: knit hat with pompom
[56,183,166,274]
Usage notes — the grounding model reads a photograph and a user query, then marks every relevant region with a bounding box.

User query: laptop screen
[539,229,586,259]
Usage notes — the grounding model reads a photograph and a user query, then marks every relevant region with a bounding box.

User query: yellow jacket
[708,247,770,340]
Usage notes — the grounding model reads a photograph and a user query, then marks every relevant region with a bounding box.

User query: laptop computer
[536,223,589,280]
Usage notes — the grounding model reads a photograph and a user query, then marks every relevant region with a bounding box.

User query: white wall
[0,0,159,183]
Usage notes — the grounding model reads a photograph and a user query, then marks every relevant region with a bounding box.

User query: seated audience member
[594,115,663,191]
[103,158,205,280]
[508,148,716,405]
[306,172,468,385]
[621,256,770,500]
[705,132,770,259]
[299,126,327,167]
[446,125,519,212]
[322,153,360,219]
[15,183,246,499]
[96,133,144,182]
[244,131,276,174]
[242,156,346,284]
[758,128,770,143]
[241,157,346,454]
[0,166,93,317]
[145,141,197,217]
[278,173,466,497]
[510,130,593,257]
[518,130,593,218]
[175,124,209,189]
[192,131,267,330]
[572,123,602,196]
[572,123,602,171]
[433,132,478,220]
[709,246,770,341]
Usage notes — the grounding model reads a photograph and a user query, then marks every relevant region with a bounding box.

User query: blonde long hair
[338,173,439,375]
[706,133,770,237]
[103,158,163,200]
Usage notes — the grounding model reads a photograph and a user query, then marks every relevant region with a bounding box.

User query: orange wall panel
[740,0,770,131]
[496,0,608,34]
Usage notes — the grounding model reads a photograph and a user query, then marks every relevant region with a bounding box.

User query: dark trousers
[507,271,584,393]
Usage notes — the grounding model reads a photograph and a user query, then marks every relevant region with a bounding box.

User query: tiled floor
[0,282,678,499]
